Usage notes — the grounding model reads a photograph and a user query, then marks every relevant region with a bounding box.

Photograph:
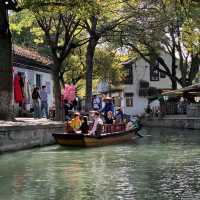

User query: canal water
[1,127,200,200]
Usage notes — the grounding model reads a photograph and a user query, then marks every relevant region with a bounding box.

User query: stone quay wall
[143,116,200,129]
[0,119,64,153]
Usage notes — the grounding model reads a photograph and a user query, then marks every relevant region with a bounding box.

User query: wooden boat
[52,129,136,147]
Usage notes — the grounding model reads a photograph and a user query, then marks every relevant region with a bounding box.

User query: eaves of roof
[13,45,53,73]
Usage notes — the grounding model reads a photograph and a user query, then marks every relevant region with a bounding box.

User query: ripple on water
[1,128,200,200]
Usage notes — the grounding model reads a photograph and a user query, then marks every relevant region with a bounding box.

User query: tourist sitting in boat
[70,112,81,131]
[115,107,124,123]
[101,97,114,122]
[104,111,115,133]
[89,111,103,136]
[65,121,76,133]
[79,116,89,134]
[105,111,114,124]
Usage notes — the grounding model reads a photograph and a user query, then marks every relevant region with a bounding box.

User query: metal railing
[102,124,126,133]
[160,102,188,115]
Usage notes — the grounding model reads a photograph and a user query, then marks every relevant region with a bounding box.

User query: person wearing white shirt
[90,111,103,135]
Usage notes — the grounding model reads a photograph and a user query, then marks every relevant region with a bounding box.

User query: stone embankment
[143,115,200,129]
[0,118,64,153]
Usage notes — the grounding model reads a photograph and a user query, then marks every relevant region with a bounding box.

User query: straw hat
[74,112,80,116]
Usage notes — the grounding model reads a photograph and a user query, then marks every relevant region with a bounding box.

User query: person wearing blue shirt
[115,107,124,123]
[101,97,114,121]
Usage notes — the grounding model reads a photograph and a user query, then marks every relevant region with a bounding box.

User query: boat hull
[52,130,135,147]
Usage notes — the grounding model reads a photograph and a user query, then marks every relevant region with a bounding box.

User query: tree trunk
[0,3,14,120]
[85,37,98,111]
[59,72,65,89]
[188,54,200,85]
[176,34,187,87]
[171,45,177,89]
[52,68,63,121]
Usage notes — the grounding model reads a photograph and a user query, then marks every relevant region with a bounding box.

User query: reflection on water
[1,128,200,200]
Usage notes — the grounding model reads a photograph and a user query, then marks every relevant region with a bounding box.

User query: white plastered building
[122,51,180,116]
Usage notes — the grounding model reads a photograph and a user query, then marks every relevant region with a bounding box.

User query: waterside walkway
[0,118,64,153]
[143,115,200,130]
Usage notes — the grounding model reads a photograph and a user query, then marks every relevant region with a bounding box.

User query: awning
[162,83,200,97]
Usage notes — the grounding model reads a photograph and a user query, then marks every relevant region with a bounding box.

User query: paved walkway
[0,118,64,127]
[161,115,200,119]
[144,115,200,130]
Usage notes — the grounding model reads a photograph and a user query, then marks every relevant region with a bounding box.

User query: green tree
[82,0,130,111]
[10,10,37,48]
[0,0,21,120]
[35,11,85,120]
[0,0,87,120]
[119,0,200,89]
[9,1,130,115]
[62,46,125,97]
[61,47,86,87]
[12,1,88,120]
[93,47,125,85]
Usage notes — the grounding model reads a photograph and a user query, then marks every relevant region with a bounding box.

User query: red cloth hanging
[14,74,23,103]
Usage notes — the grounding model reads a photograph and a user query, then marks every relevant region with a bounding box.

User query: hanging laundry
[11,67,16,105]
[18,73,24,88]
[24,79,31,104]
[18,72,24,97]
[14,74,23,103]
[27,80,31,104]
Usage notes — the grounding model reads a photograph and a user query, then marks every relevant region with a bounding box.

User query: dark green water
[1,128,200,200]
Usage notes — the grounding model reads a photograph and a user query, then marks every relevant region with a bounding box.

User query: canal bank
[143,115,200,129]
[0,118,64,153]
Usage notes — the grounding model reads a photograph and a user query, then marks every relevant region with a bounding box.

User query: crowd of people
[30,86,142,135]
[64,96,142,136]
[65,110,123,136]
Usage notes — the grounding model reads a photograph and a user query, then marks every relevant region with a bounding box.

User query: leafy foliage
[10,0,200,97]
[93,47,126,85]
[118,0,200,88]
